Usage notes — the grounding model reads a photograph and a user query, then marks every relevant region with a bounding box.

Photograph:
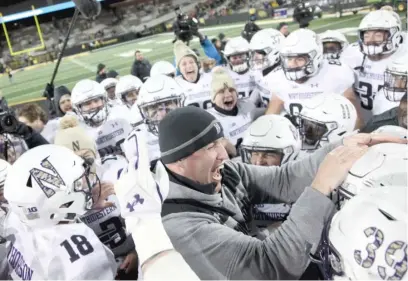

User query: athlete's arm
[343,87,365,129]
[266,94,284,115]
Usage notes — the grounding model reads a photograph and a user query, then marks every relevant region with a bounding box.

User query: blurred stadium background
[0,0,406,109]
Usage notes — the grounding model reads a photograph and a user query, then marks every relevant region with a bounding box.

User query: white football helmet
[150,61,176,78]
[4,145,96,228]
[100,78,118,101]
[249,28,285,71]
[373,125,407,140]
[339,143,408,202]
[384,54,408,102]
[71,79,109,127]
[298,94,357,150]
[241,115,301,166]
[358,10,402,56]
[115,75,143,108]
[280,29,324,81]
[223,36,251,73]
[319,29,349,59]
[315,186,407,280]
[138,74,184,135]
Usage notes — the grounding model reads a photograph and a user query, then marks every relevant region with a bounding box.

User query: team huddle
[0,7,407,280]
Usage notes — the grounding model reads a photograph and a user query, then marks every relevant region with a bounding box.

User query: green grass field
[0,13,402,105]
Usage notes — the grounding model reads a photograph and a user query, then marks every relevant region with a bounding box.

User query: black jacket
[360,107,399,133]
[96,73,107,83]
[53,86,71,117]
[131,59,151,81]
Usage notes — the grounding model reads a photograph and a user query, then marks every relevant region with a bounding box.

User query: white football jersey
[207,99,256,146]
[97,154,128,184]
[253,69,277,107]
[124,128,160,164]
[226,68,265,106]
[176,73,213,110]
[80,194,134,258]
[342,42,407,122]
[4,212,116,280]
[270,59,354,116]
[84,118,132,154]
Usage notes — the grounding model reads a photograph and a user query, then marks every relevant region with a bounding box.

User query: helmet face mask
[298,116,338,150]
[227,52,250,73]
[120,88,139,108]
[384,69,407,102]
[323,41,343,59]
[241,146,292,167]
[281,52,317,81]
[76,96,108,127]
[139,96,183,136]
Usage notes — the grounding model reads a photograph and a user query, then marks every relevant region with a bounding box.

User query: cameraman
[293,1,314,28]
[0,99,48,151]
[173,9,222,68]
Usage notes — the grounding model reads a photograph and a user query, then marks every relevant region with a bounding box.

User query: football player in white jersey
[174,40,213,109]
[342,10,405,123]
[297,94,357,152]
[313,186,407,280]
[3,145,117,280]
[71,79,133,152]
[249,28,285,107]
[150,61,176,78]
[207,68,258,148]
[372,53,408,115]
[241,115,301,227]
[265,29,356,123]
[115,74,143,109]
[124,74,185,165]
[223,36,264,106]
[53,115,138,278]
[319,29,349,60]
[100,77,119,105]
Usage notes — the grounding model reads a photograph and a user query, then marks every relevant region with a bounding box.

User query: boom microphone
[72,0,101,19]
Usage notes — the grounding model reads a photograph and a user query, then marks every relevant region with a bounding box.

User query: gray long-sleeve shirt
[162,141,339,279]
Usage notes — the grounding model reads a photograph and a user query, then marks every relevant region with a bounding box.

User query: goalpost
[0,6,46,56]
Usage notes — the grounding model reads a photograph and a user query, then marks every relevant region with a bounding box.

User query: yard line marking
[69,58,95,73]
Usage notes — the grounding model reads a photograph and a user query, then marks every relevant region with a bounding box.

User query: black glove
[43,83,54,99]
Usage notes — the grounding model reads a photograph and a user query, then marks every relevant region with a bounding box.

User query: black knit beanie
[159,106,224,164]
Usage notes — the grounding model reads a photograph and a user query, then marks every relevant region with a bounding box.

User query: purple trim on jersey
[117,168,124,180]
[156,182,164,203]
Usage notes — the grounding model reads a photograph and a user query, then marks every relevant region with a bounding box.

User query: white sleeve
[143,251,200,280]
[127,217,199,280]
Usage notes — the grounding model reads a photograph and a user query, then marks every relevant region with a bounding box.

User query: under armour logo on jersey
[126,194,145,212]
[214,122,222,134]
[310,83,319,88]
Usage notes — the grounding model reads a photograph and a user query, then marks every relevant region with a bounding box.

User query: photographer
[173,7,222,68]
[0,99,48,151]
[293,1,314,28]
